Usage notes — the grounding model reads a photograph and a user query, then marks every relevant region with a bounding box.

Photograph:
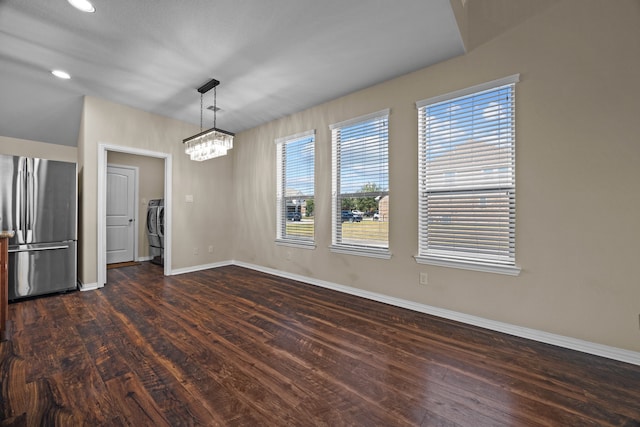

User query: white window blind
[276,130,315,245]
[330,110,390,257]
[417,75,519,271]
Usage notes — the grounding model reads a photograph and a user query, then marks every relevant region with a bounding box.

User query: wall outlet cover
[420,272,428,285]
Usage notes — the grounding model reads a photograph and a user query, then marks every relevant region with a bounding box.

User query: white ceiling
[0,0,465,146]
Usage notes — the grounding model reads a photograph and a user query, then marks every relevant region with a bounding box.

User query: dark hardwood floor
[1,262,639,426]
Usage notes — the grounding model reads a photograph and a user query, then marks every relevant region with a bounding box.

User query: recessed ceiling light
[51,70,71,80]
[67,0,96,13]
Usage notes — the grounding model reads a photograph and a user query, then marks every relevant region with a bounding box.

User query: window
[330,109,390,259]
[416,75,520,275]
[276,130,315,247]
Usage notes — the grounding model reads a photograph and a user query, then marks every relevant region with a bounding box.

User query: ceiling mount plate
[197,78,220,94]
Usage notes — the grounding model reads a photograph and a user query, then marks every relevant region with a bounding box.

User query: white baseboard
[100,258,640,366]
[136,256,154,262]
[232,260,640,366]
[170,260,233,276]
[79,281,101,291]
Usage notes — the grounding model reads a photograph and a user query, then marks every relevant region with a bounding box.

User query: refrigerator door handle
[26,158,34,240]
[8,242,70,253]
[15,158,27,243]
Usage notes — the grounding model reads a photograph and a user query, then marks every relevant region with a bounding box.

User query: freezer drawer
[8,241,77,300]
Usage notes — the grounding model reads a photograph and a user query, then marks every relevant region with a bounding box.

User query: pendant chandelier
[183,78,234,161]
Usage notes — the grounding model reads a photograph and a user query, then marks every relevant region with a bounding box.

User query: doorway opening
[97,144,172,287]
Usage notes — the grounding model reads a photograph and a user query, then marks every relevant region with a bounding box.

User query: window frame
[329,109,391,259]
[415,75,521,275]
[275,129,316,249]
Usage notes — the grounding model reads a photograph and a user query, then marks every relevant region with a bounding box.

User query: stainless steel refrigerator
[0,155,78,300]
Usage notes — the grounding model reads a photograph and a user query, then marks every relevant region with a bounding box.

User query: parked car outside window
[341,211,362,223]
[287,212,301,221]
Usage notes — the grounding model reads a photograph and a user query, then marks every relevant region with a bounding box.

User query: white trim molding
[230,260,640,366]
[170,261,234,276]
[416,74,520,109]
[78,281,100,292]
[275,129,315,145]
[98,144,172,288]
[330,245,392,260]
[139,259,640,366]
[275,239,316,250]
[329,108,390,130]
[415,255,521,276]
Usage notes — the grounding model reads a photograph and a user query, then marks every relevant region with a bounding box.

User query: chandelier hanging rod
[182,77,235,145]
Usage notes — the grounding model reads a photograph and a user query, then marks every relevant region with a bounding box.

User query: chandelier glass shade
[184,127,234,161]
[183,78,234,161]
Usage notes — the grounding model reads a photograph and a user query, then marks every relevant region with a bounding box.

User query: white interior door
[106,165,136,264]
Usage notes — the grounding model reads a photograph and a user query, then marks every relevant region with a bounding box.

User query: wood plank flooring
[1,262,639,426]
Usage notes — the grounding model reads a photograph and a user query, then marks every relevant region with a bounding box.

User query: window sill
[414,255,521,276]
[275,239,316,250]
[330,245,392,260]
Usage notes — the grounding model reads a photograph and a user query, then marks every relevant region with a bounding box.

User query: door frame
[97,144,172,287]
[106,163,139,264]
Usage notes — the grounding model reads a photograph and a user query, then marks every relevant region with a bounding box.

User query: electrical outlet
[208,245,214,253]
[419,272,428,286]
[193,247,198,255]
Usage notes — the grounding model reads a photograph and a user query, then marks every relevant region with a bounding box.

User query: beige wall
[231,0,640,352]
[107,152,165,259]
[0,135,77,162]
[79,96,235,286]
[4,0,639,354]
